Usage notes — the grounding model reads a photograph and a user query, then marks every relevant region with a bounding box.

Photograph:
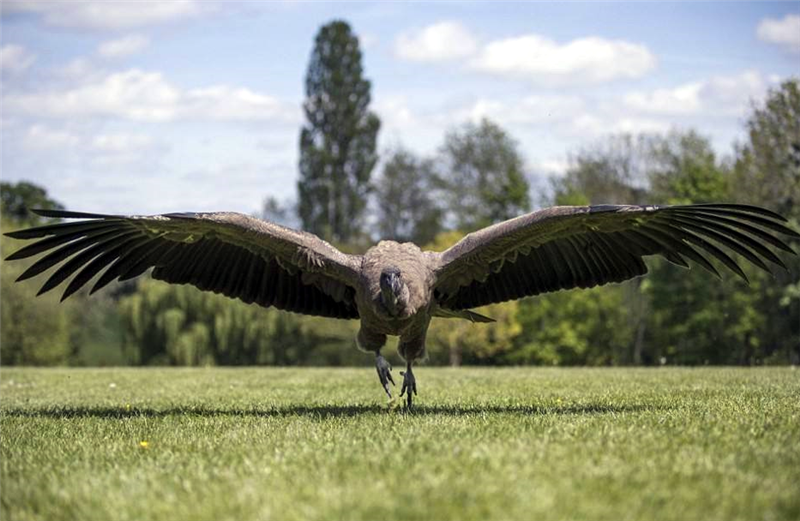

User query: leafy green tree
[298,20,380,243]
[1,229,74,365]
[638,131,751,364]
[637,130,767,364]
[427,302,521,366]
[544,129,771,365]
[644,261,764,365]
[510,286,632,366]
[1,181,64,225]
[1,209,125,366]
[732,79,800,363]
[648,130,730,204]
[733,80,800,219]
[553,134,649,206]
[373,147,442,244]
[118,279,364,366]
[550,133,656,364]
[121,280,273,365]
[437,118,530,232]
[261,196,292,227]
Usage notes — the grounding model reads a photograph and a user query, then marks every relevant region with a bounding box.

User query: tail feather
[433,307,496,323]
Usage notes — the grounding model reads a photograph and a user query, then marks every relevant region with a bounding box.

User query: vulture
[5,204,799,407]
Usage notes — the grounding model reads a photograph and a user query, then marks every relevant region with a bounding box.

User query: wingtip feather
[32,209,114,219]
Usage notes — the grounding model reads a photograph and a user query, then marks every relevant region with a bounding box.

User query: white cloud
[22,125,81,150]
[54,58,107,84]
[0,44,36,75]
[4,69,299,124]
[624,83,704,115]
[97,34,150,58]
[87,132,171,170]
[183,85,296,122]
[375,95,419,130]
[6,70,180,121]
[700,70,770,115]
[3,0,204,30]
[611,118,671,134]
[58,58,95,78]
[394,21,478,63]
[374,95,463,154]
[89,133,158,154]
[624,70,771,118]
[21,124,164,156]
[534,159,570,176]
[358,32,379,51]
[174,161,297,212]
[377,94,585,139]
[458,94,586,125]
[757,14,800,53]
[471,35,656,85]
[568,113,669,138]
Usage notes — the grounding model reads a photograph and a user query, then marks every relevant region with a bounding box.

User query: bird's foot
[400,365,417,409]
[375,354,395,400]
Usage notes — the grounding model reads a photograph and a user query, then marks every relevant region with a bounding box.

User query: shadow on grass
[2,402,661,419]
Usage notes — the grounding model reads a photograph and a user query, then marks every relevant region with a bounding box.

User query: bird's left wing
[4,209,363,319]
[430,204,799,311]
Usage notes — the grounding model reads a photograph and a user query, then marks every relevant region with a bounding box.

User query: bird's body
[6,203,799,407]
[356,241,435,390]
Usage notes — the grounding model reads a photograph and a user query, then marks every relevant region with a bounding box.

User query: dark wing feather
[431,204,799,310]
[4,210,362,319]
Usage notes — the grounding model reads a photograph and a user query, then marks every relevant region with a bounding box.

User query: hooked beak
[389,273,402,294]
[380,271,403,316]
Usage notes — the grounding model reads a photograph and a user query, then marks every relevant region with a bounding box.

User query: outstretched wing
[430,204,799,311]
[4,209,363,319]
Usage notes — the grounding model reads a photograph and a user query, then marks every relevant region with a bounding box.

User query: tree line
[1,20,798,366]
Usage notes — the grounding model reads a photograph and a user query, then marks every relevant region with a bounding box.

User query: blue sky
[1,1,799,217]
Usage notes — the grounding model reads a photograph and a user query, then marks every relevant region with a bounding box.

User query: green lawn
[1,367,799,521]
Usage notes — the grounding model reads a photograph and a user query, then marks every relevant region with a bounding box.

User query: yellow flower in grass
[139,441,149,449]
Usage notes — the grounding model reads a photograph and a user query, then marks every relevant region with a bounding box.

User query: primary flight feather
[6,203,799,407]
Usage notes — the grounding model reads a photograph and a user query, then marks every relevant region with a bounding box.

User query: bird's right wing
[430,204,799,311]
[4,209,363,319]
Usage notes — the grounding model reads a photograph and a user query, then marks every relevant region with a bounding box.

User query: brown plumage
[5,204,799,407]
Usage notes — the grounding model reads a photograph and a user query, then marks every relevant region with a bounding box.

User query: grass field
[2,367,799,521]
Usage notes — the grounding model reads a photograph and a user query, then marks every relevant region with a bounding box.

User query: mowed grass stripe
[2,367,799,521]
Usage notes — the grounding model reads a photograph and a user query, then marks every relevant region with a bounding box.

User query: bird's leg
[357,329,392,401]
[375,352,395,399]
[400,362,417,409]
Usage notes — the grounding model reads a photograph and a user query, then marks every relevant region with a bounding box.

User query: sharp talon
[401,366,416,409]
[376,354,396,399]
[379,357,417,407]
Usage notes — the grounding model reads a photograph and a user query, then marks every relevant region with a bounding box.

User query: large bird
[5,204,799,407]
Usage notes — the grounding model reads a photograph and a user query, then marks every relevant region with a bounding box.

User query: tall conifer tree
[298,20,380,242]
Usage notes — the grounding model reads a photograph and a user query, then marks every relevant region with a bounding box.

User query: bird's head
[379,266,406,316]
